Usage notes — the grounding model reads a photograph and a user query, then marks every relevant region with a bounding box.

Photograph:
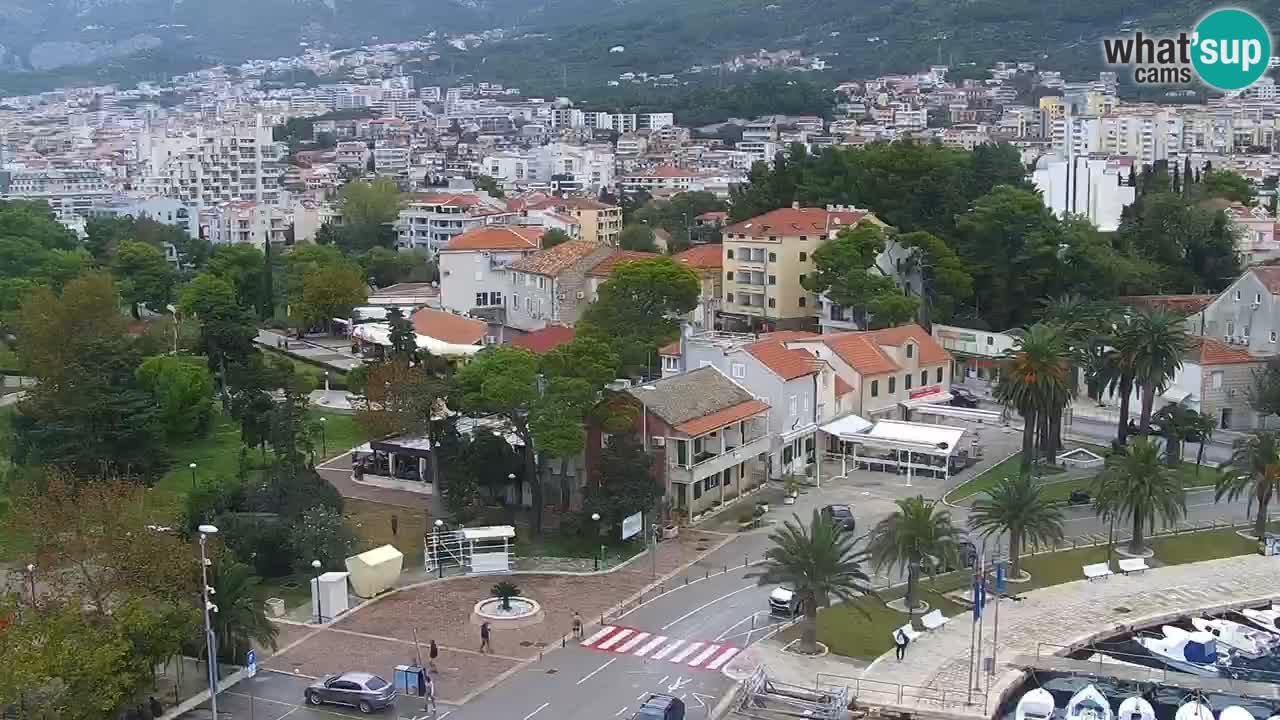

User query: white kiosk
[310,571,350,623]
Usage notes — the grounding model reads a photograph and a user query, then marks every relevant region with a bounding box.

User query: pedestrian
[572,610,583,640]
[479,621,491,654]
[422,672,437,715]
[894,628,909,661]
[148,697,163,719]
[429,638,439,672]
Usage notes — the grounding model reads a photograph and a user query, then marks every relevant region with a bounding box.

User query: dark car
[938,539,979,573]
[633,694,686,720]
[306,672,397,713]
[949,388,981,408]
[821,504,857,531]
[1067,488,1091,506]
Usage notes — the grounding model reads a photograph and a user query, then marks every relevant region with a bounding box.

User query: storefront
[820,418,968,483]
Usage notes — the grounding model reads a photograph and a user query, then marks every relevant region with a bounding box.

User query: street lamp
[25,563,35,609]
[312,559,324,624]
[591,512,603,571]
[433,519,444,579]
[189,462,198,491]
[197,524,220,720]
[319,417,328,457]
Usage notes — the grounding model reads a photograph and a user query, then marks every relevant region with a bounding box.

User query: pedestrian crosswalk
[580,625,741,670]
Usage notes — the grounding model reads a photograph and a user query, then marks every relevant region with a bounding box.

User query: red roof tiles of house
[1251,266,1280,294]
[588,250,659,277]
[410,308,487,345]
[672,244,723,272]
[746,336,820,380]
[1193,337,1258,365]
[444,226,543,251]
[696,211,728,222]
[510,325,576,354]
[793,324,948,375]
[676,399,770,436]
[1120,295,1216,315]
[645,164,693,178]
[509,240,601,276]
[861,325,950,365]
[724,206,870,237]
[659,340,680,356]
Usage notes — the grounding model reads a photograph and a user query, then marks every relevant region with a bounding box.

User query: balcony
[669,432,770,486]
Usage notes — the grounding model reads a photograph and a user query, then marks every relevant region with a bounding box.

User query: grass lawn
[786,579,969,660]
[1034,462,1217,505]
[261,346,349,390]
[515,532,647,565]
[946,451,1070,502]
[345,498,430,566]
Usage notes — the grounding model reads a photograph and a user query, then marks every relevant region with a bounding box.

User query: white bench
[1118,558,1149,575]
[892,623,922,645]
[921,610,950,631]
[1083,562,1113,580]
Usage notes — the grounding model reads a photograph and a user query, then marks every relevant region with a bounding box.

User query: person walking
[429,639,439,672]
[894,628,909,661]
[479,621,491,654]
[572,610,583,640]
[422,672,437,715]
[148,697,163,719]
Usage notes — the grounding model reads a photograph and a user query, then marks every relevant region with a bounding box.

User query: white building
[0,168,114,224]
[395,192,516,255]
[437,225,543,316]
[135,117,284,211]
[1032,154,1136,232]
[202,201,291,249]
[90,194,197,238]
[373,146,410,175]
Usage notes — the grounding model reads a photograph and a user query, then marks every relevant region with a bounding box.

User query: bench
[1083,562,1113,580]
[1118,558,1149,575]
[921,610,950,631]
[892,623,922,645]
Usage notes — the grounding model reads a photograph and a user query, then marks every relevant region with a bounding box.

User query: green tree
[1093,438,1186,555]
[968,475,1064,578]
[209,554,280,662]
[290,505,355,572]
[1216,432,1280,540]
[1150,403,1211,467]
[578,257,699,375]
[341,176,401,227]
[295,261,368,331]
[1126,308,1192,433]
[746,510,873,655]
[386,306,418,362]
[1199,169,1253,204]
[805,222,919,328]
[897,230,972,325]
[113,239,175,318]
[541,228,573,248]
[866,496,962,611]
[994,324,1071,467]
[473,174,505,199]
[581,433,662,532]
[208,244,268,309]
[179,272,259,395]
[618,224,658,252]
[136,355,215,440]
[13,272,125,383]
[360,246,433,287]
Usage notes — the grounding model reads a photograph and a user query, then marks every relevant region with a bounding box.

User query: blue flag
[995,562,1006,594]
[972,577,985,622]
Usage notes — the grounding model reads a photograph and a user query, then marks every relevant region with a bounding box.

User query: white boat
[1135,627,1220,676]
[1016,688,1056,720]
[1191,617,1277,658]
[1239,605,1280,634]
[1066,685,1113,720]
[1220,707,1256,720]
[1174,701,1214,720]
[1116,696,1155,720]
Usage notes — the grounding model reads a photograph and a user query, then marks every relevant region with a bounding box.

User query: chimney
[792,201,801,210]
[826,204,835,212]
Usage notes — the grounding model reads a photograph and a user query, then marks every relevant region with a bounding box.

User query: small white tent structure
[345,544,404,598]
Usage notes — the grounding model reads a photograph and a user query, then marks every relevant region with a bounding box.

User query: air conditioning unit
[1227,388,1237,397]
[576,290,585,299]
[651,436,666,447]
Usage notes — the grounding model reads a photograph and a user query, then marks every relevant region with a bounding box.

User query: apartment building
[672,244,723,332]
[89,194,197,238]
[481,143,616,193]
[617,165,695,194]
[541,197,622,245]
[201,201,291,248]
[0,167,114,223]
[720,204,877,331]
[437,225,543,316]
[395,192,516,255]
[373,146,410,175]
[1032,154,1136,232]
[136,117,284,210]
[505,240,615,331]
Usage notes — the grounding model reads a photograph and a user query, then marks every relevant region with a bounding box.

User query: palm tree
[994,324,1071,468]
[1217,432,1280,540]
[210,555,279,663]
[747,510,874,655]
[1093,438,1186,555]
[1151,404,1213,468]
[866,496,962,612]
[969,475,1065,579]
[1099,316,1140,447]
[1126,308,1192,433]
[1189,411,1216,474]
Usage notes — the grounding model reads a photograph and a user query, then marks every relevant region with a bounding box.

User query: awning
[861,420,966,456]
[351,322,484,358]
[899,392,954,409]
[819,414,873,439]
[780,422,819,443]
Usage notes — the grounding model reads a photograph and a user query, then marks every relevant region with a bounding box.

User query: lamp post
[197,524,220,720]
[319,417,328,457]
[591,512,602,571]
[433,519,444,579]
[312,559,324,624]
[25,563,35,609]
[189,462,198,491]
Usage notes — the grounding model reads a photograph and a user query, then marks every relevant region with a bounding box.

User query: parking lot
[181,671,453,720]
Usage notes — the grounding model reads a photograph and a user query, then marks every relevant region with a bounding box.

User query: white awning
[819,414,873,438]
[862,420,966,456]
[900,392,954,409]
[351,322,484,358]
[461,525,516,541]
[781,422,819,443]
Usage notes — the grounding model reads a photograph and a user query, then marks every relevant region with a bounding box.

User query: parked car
[949,388,981,408]
[938,539,979,573]
[820,504,857,531]
[633,694,686,720]
[1067,489,1091,506]
[306,672,397,713]
[768,586,806,618]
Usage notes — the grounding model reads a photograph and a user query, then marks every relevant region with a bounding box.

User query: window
[731,361,746,379]
[768,298,776,308]
[726,292,735,303]
[1228,321,1236,335]
[726,271,733,280]
[693,481,702,500]
[870,380,879,397]
[987,336,994,346]
[937,367,944,382]
[906,343,914,358]
[1212,371,1224,389]
[726,249,734,259]
[905,373,913,390]
[704,473,720,491]
[799,274,806,285]
[789,395,798,415]
[799,252,807,261]
[799,296,807,308]
[512,293,519,307]
[800,235,808,241]
[768,252,777,262]
[476,292,487,307]
[768,275,776,285]
[921,370,928,385]
[1258,293,1263,303]
[769,235,777,242]
[888,377,896,393]
[538,276,546,290]
[663,356,680,371]
[1236,290,1242,301]
[1271,331,1277,343]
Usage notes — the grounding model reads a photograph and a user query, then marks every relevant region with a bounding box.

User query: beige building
[530,197,622,246]
[719,204,877,331]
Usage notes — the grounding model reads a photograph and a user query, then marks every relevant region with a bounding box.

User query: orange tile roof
[443,225,543,251]
[746,336,821,380]
[723,206,870,238]
[410,308,487,345]
[818,334,900,375]
[696,211,728,221]
[1193,337,1259,365]
[510,325,576,354]
[588,250,659,278]
[1252,266,1280,294]
[834,376,854,397]
[659,340,680,356]
[1120,295,1215,315]
[672,244,723,271]
[643,164,693,179]
[862,324,950,365]
[509,240,601,276]
[675,399,769,436]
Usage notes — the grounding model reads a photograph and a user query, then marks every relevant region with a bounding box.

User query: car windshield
[829,506,851,516]
[365,677,388,690]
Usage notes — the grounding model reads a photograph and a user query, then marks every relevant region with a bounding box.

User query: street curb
[157,668,248,720]
[941,448,1020,508]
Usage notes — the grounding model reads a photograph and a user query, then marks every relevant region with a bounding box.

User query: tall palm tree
[867,496,962,612]
[1100,315,1140,447]
[210,555,279,663]
[1217,432,1280,540]
[1189,411,1216,473]
[969,475,1065,578]
[1093,438,1186,555]
[994,324,1071,468]
[1152,404,1213,468]
[747,510,874,655]
[1126,308,1192,434]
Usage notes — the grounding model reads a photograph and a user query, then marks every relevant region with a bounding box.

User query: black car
[633,694,685,720]
[1067,488,1091,506]
[821,504,856,531]
[949,388,981,408]
[938,539,979,573]
[306,672,397,713]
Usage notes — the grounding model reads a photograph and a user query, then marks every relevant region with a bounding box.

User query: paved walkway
[256,329,363,372]
[726,554,1280,718]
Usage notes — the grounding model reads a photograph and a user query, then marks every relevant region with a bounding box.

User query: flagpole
[975,554,985,693]
[988,557,1005,692]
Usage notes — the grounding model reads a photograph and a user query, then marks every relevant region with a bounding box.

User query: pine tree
[1172,165,1181,195]
[261,236,275,320]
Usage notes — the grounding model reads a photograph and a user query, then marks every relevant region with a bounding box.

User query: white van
[768,587,805,618]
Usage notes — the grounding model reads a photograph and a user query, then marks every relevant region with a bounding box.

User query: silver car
[305,672,397,713]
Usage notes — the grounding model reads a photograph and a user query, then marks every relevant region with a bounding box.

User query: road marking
[687,644,721,667]
[705,646,741,670]
[278,709,299,720]
[669,642,703,664]
[715,612,768,641]
[523,702,550,720]
[637,692,651,701]
[650,640,684,660]
[615,707,630,717]
[690,693,716,710]
[576,657,617,685]
[597,628,635,650]
[634,634,668,657]
[660,584,756,630]
[658,675,669,685]
[667,676,693,692]
[582,625,616,646]
[438,713,452,720]
[616,631,651,653]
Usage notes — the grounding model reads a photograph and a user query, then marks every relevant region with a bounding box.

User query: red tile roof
[672,244,723,272]
[792,324,948,376]
[675,399,769,436]
[723,206,870,238]
[818,334,899,375]
[588,250,659,278]
[834,376,854,397]
[410,308,487,345]
[510,240,601,276]
[1193,337,1259,365]
[510,325,576,354]
[862,324,950,365]
[1120,295,1216,315]
[443,225,542,251]
[643,164,693,178]
[746,337,819,380]
[659,340,680,356]
[696,211,728,222]
[1253,266,1280,294]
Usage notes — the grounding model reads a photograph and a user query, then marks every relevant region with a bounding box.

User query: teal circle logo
[1192,8,1271,91]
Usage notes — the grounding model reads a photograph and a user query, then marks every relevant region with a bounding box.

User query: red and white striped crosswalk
[580,625,741,670]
